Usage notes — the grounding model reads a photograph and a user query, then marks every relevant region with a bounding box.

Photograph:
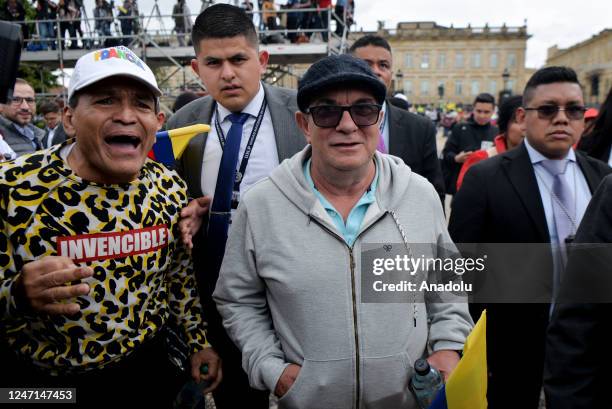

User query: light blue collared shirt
[14,123,38,149]
[304,158,378,247]
[525,139,591,308]
[524,138,591,243]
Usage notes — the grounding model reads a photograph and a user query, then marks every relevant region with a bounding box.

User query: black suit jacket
[387,102,444,201]
[441,118,498,195]
[386,103,445,201]
[42,123,68,148]
[448,143,611,409]
[544,174,612,409]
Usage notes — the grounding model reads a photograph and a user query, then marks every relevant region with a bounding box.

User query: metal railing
[16,7,350,54]
[14,6,352,113]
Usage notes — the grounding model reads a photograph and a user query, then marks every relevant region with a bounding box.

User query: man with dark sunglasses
[214,54,473,408]
[449,66,611,408]
[0,78,45,157]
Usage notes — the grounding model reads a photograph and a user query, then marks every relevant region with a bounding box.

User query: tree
[18,64,58,94]
[0,0,36,22]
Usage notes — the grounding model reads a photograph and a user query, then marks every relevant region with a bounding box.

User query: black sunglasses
[524,105,587,121]
[306,104,382,128]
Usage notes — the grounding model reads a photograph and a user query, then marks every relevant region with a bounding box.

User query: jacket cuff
[186,327,210,355]
[260,356,291,393]
[431,341,466,352]
[2,274,30,330]
[4,273,23,316]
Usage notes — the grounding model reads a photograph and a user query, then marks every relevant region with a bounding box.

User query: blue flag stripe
[152,135,175,167]
[429,384,448,409]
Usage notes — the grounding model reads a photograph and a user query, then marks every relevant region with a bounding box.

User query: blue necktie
[207,112,250,273]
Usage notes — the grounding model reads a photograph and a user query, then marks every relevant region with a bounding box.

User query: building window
[489,80,497,95]
[507,53,517,68]
[421,53,430,69]
[507,79,515,92]
[490,53,498,68]
[438,52,446,69]
[405,53,413,69]
[420,80,430,95]
[591,75,600,97]
[472,53,481,68]
[404,80,413,95]
[471,80,480,95]
[455,52,464,68]
[437,80,445,97]
[455,80,463,96]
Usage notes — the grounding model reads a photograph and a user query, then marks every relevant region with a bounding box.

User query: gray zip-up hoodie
[214,146,473,409]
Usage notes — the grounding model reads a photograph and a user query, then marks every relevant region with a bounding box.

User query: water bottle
[173,364,211,409]
[411,358,444,409]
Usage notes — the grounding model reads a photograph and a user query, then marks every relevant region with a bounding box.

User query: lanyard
[214,98,267,191]
[378,108,386,135]
[534,163,579,236]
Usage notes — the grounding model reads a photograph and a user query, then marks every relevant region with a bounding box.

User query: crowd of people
[2,0,353,50]
[1,0,139,50]
[2,3,612,409]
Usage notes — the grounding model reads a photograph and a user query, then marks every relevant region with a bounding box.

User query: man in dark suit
[40,100,68,148]
[449,66,611,408]
[166,5,305,408]
[350,35,445,201]
[544,174,612,409]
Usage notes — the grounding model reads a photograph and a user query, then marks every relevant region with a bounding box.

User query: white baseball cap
[68,46,161,101]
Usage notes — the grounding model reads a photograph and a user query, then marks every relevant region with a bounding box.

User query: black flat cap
[297,54,387,112]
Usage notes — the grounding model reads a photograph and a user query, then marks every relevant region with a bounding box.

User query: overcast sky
[79,0,610,68]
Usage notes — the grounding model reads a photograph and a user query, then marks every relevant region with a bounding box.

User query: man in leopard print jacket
[0,46,221,407]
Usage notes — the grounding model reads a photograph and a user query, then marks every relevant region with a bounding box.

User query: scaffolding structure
[20,6,351,113]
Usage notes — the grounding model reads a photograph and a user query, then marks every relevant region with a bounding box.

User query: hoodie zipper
[309,213,387,409]
[348,247,360,409]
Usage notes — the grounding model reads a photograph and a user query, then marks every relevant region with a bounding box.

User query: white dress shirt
[46,126,57,148]
[200,83,280,199]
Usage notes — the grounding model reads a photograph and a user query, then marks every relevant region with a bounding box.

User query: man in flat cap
[0,46,220,407]
[213,54,472,408]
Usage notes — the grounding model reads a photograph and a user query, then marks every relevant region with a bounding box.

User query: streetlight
[502,68,510,92]
[395,69,404,94]
[499,68,511,104]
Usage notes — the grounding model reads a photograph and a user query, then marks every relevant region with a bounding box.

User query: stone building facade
[546,29,612,106]
[347,21,531,106]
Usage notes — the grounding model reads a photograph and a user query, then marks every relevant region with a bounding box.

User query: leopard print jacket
[0,143,207,373]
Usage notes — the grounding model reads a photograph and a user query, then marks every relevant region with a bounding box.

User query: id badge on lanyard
[215,98,267,223]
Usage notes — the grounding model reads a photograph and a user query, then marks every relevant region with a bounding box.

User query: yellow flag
[166,124,210,159]
[446,310,488,409]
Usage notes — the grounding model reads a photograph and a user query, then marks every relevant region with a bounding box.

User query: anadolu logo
[93,46,145,71]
